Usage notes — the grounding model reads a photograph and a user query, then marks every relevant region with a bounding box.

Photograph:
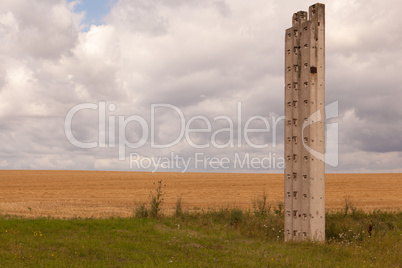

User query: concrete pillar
[284,3,325,242]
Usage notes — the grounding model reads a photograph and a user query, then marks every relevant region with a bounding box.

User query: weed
[252,192,270,217]
[134,203,149,218]
[229,209,243,226]
[343,196,357,217]
[274,201,284,217]
[175,197,183,217]
[149,180,165,218]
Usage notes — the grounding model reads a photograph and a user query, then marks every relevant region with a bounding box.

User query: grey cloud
[214,1,231,17]
[340,110,402,153]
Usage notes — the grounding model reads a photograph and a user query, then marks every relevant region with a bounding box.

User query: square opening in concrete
[310,66,317,73]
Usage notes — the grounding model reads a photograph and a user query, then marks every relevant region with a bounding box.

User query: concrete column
[284,3,325,242]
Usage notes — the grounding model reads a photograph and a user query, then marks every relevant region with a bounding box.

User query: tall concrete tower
[284,3,325,242]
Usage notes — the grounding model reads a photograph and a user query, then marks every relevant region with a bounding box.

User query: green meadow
[0,206,401,267]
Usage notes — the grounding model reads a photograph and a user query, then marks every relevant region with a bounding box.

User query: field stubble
[0,170,400,218]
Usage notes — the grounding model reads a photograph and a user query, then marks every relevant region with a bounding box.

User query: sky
[68,0,115,29]
[0,0,401,173]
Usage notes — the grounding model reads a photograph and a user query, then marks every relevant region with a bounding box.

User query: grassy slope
[0,210,401,267]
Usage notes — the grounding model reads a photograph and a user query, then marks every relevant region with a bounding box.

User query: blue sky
[68,0,115,28]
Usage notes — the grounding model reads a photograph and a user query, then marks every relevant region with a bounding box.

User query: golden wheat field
[0,170,401,218]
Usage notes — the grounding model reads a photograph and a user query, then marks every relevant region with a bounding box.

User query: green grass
[0,209,401,267]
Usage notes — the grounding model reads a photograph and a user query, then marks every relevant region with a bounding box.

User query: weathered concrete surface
[284,3,325,242]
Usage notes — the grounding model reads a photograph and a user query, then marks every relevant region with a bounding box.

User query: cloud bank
[1,0,402,173]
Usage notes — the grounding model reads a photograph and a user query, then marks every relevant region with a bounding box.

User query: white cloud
[0,0,78,59]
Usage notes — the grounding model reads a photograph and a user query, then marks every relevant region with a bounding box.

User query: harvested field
[0,170,400,218]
